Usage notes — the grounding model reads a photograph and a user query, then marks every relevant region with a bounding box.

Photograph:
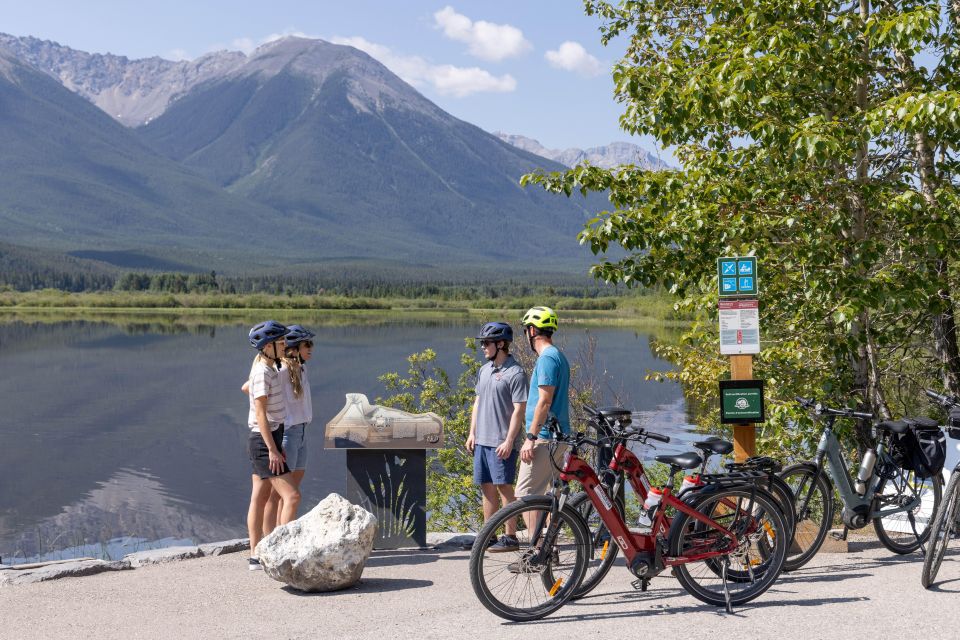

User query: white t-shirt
[247,358,285,432]
[281,362,313,426]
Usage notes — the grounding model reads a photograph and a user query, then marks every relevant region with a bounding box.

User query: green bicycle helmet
[522,306,559,332]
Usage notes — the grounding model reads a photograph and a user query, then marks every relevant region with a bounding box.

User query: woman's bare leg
[262,489,280,536]
[247,475,273,556]
[268,474,302,525]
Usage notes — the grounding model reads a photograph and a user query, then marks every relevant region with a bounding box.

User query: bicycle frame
[802,417,921,520]
[562,447,740,569]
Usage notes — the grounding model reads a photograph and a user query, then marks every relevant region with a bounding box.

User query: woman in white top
[243,320,301,571]
[263,324,315,532]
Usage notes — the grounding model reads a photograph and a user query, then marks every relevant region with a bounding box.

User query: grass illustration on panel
[360,455,418,541]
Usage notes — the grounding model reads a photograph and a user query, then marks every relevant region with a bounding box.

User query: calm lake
[0,313,699,564]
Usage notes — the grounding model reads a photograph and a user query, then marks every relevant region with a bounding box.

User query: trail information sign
[719,299,760,354]
[720,379,765,424]
[718,256,758,297]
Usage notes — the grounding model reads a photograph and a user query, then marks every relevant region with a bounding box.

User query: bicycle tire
[669,485,788,607]
[766,474,797,539]
[873,467,942,554]
[469,496,590,621]
[695,484,789,584]
[922,471,960,588]
[567,491,621,599]
[779,463,834,571]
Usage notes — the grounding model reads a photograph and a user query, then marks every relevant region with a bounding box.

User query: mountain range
[493,132,669,170]
[0,34,650,276]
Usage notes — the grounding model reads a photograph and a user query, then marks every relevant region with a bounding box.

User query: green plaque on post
[720,379,765,424]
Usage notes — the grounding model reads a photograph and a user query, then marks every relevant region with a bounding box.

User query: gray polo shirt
[474,355,529,448]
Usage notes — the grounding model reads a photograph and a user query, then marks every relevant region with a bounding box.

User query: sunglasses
[480,340,497,347]
[301,340,314,348]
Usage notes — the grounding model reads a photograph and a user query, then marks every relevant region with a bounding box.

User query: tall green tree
[525,0,960,453]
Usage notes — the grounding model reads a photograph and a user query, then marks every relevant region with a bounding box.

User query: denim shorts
[282,423,308,471]
[473,445,519,485]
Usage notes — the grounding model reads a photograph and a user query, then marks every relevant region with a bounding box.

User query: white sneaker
[248,557,263,571]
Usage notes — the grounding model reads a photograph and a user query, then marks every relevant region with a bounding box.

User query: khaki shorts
[515,440,569,497]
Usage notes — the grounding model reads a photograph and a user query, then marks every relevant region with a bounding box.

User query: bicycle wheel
[469,496,589,621]
[697,485,789,584]
[766,475,797,539]
[873,466,942,554]
[567,491,621,599]
[779,463,834,571]
[669,486,788,607]
[922,471,960,587]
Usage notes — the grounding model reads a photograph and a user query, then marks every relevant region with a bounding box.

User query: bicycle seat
[905,417,940,431]
[597,407,632,425]
[693,439,733,456]
[877,417,940,434]
[655,452,703,470]
[876,420,909,434]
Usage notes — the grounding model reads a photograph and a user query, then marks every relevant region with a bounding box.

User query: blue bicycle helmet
[248,320,288,350]
[284,325,316,347]
[476,322,513,343]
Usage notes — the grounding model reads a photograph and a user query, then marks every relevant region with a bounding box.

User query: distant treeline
[1,266,641,308]
[113,271,627,302]
[0,243,117,292]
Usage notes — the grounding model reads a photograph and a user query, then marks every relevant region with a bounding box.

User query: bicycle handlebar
[795,397,872,420]
[925,388,960,409]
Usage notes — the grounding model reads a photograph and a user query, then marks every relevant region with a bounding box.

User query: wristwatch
[525,432,538,442]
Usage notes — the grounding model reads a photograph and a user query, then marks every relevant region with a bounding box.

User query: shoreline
[0,534,474,587]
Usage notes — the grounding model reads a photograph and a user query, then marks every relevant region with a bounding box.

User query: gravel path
[2,542,958,639]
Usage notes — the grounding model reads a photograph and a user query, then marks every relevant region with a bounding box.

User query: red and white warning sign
[718,299,760,355]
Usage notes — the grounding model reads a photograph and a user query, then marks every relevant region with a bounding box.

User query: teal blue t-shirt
[525,345,570,438]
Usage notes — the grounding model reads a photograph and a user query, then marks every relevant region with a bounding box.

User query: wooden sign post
[730,355,755,461]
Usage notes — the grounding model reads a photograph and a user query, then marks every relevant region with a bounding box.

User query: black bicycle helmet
[248,320,288,350]
[476,322,513,343]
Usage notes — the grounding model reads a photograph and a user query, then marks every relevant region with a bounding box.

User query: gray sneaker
[248,557,263,571]
[487,535,520,553]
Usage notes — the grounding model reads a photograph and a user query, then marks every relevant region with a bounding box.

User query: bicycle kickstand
[721,557,734,614]
[829,525,849,542]
[630,578,650,592]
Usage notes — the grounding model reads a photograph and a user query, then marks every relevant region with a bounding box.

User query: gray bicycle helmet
[284,325,315,347]
[248,320,288,350]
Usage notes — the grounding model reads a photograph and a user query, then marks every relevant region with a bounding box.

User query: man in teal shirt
[516,306,570,499]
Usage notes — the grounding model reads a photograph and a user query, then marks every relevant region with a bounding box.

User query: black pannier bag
[890,417,946,478]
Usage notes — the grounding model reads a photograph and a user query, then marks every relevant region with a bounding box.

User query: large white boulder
[256,493,377,592]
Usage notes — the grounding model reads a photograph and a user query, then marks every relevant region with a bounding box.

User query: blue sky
[0,0,662,152]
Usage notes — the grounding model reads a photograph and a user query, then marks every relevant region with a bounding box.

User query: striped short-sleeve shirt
[248,358,285,432]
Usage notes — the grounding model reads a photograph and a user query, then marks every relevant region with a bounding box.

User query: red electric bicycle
[568,408,796,599]
[468,418,789,621]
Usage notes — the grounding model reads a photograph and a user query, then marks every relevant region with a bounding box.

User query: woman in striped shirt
[244,320,301,571]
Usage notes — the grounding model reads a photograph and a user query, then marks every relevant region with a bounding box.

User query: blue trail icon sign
[717,257,758,297]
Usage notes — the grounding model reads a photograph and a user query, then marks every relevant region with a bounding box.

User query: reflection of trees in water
[0,469,240,563]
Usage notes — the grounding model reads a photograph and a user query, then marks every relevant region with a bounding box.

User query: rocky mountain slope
[0,34,600,271]
[494,132,669,169]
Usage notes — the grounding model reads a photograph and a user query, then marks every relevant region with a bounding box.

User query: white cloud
[428,65,516,97]
[545,41,603,77]
[433,6,531,62]
[331,35,515,97]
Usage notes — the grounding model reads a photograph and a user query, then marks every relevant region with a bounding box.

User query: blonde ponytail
[282,348,303,399]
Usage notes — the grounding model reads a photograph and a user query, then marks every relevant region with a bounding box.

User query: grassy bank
[0,289,686,325]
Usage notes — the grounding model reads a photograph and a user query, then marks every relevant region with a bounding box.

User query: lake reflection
[0,316,693,563]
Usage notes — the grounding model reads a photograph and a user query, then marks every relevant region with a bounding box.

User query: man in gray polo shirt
[466,322,528,552]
